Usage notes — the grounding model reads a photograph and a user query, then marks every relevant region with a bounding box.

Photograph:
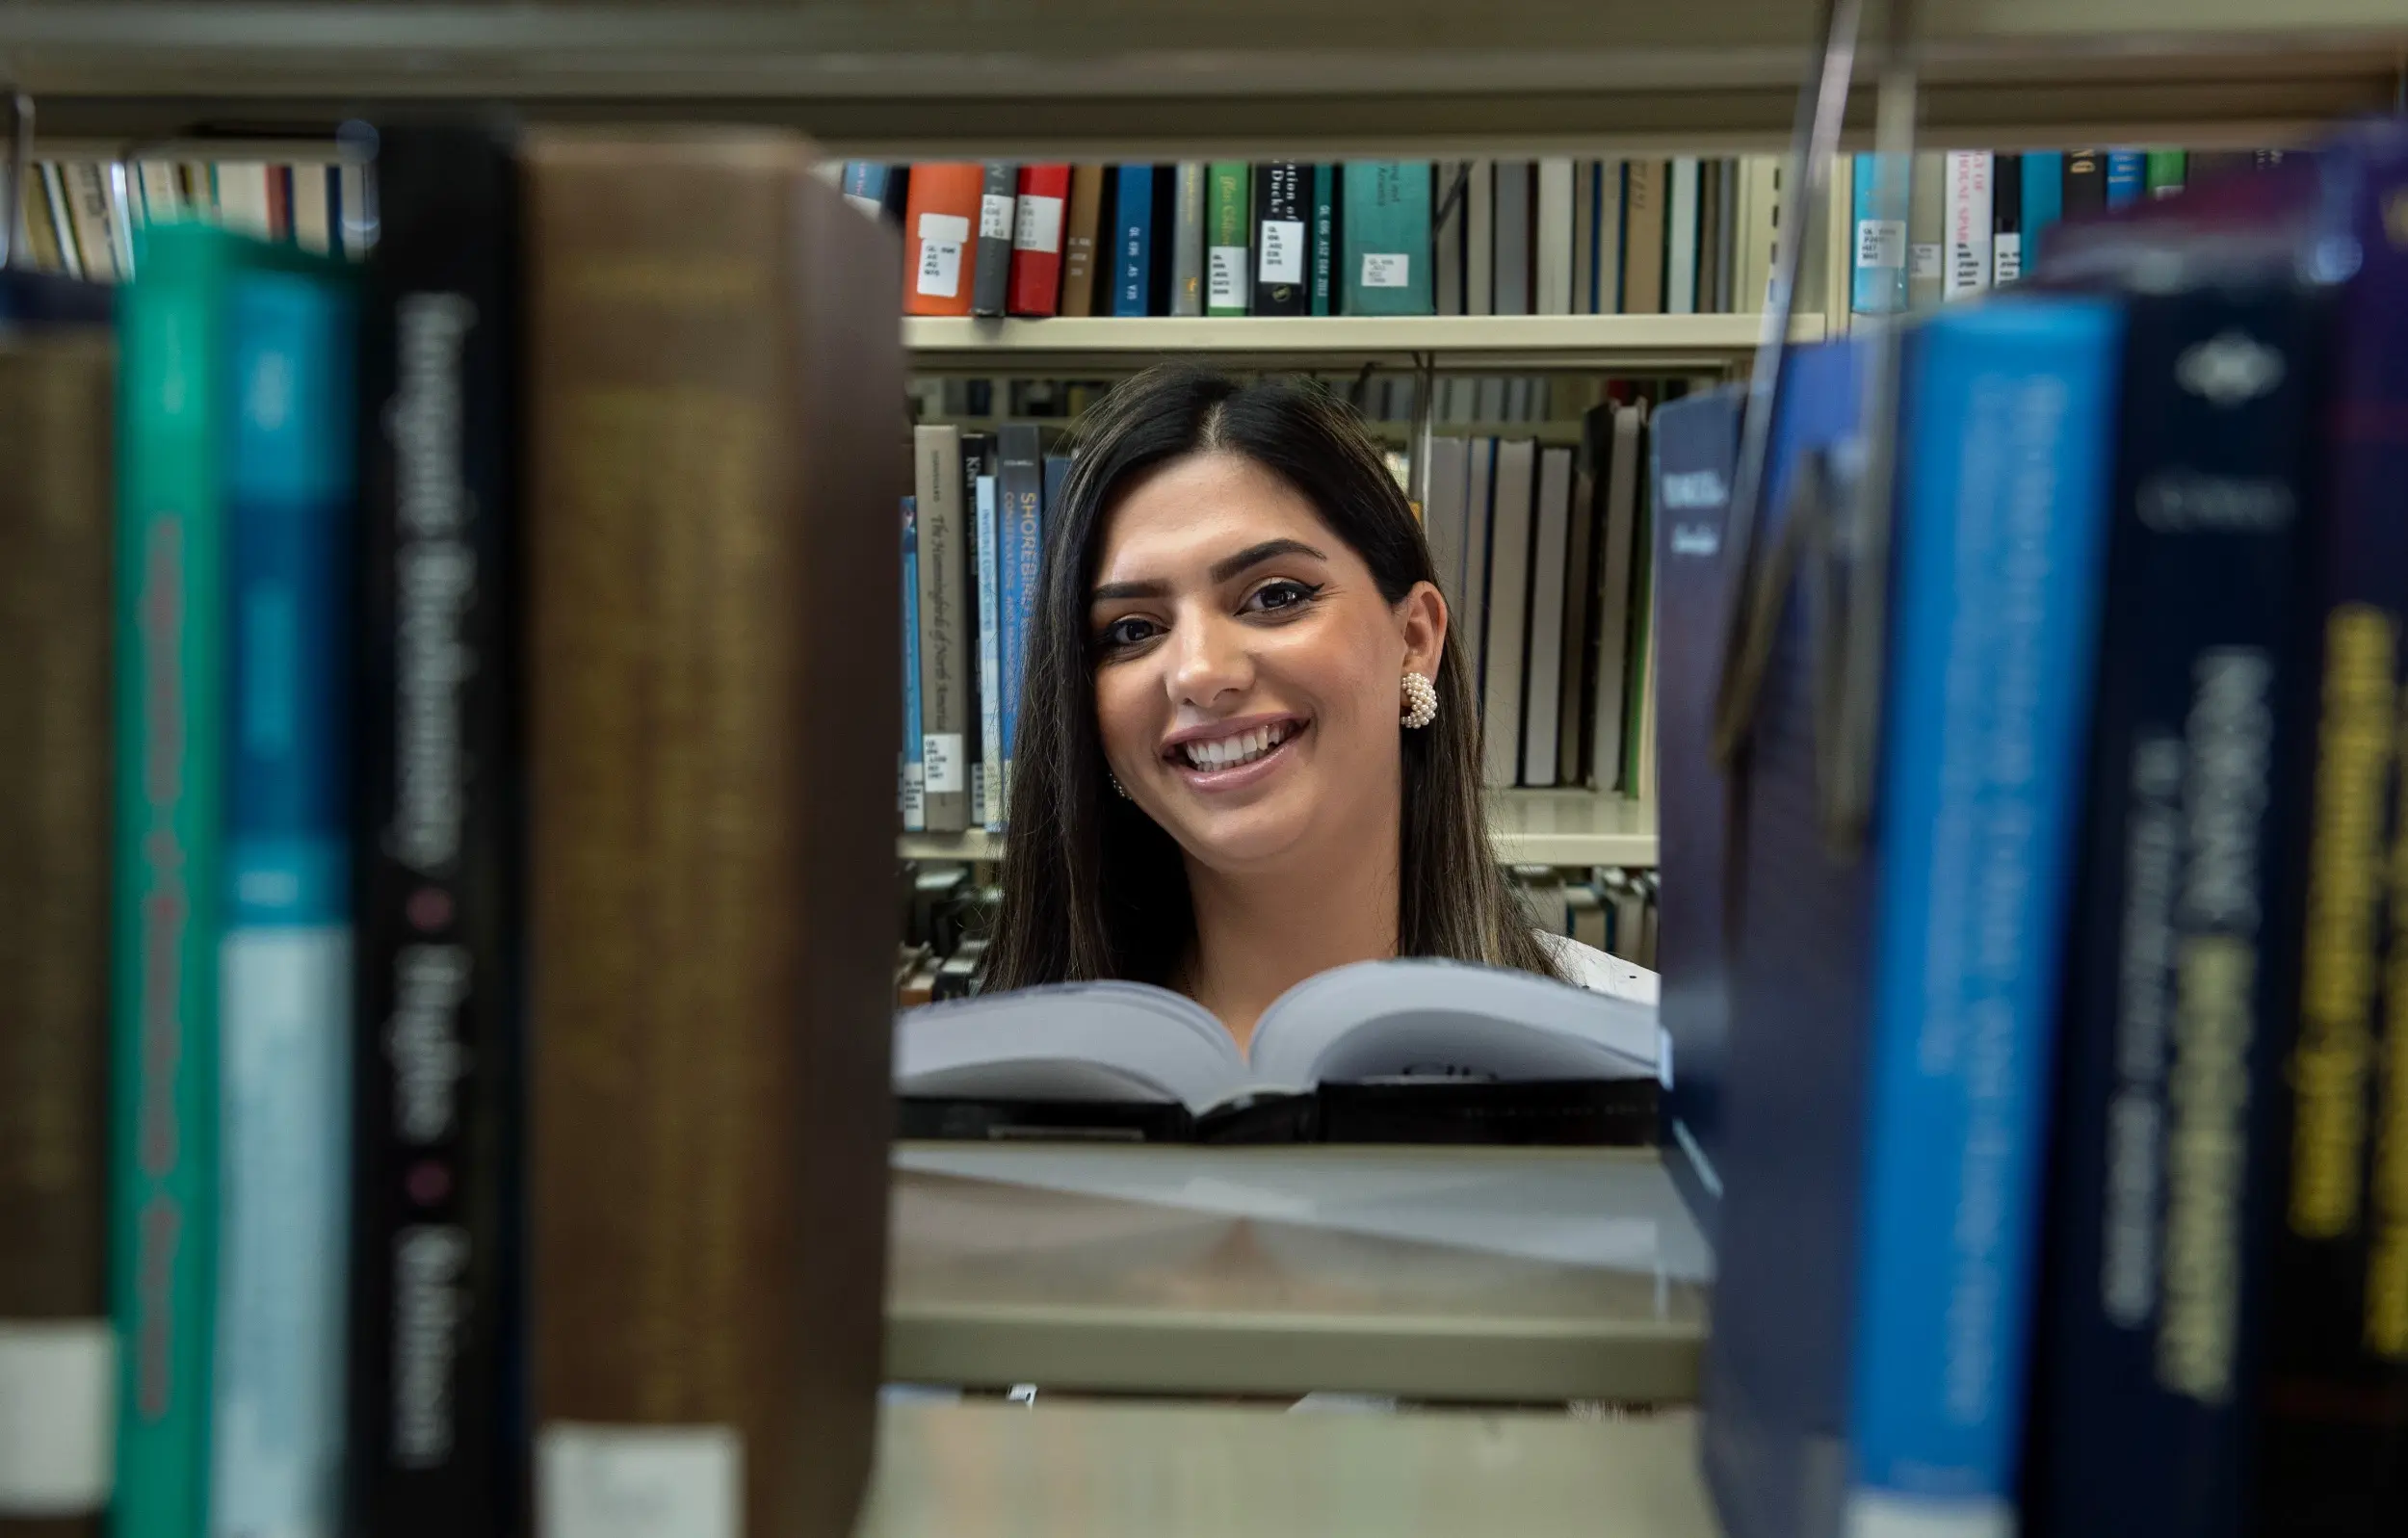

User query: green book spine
[108,221,247,1538]
[1206,162,1250,315]
[2144,148,2186,197]
[1309,164,1338,316]
[1340,161,1435,316]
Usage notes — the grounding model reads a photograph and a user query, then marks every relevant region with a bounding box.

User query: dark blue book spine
[1648,384,1745,1238]
[1702,338,1881,1538]
[1112,165,1153,318]
[2258,123,2408,1535]
[349,126,523,1538]
[2026,276,2332,1538]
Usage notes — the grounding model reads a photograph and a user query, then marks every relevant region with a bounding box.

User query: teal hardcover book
[108,220,299,1538]
[1340,162,1433,316]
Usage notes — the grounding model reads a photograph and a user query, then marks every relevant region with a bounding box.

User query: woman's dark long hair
[981,365,1563,991]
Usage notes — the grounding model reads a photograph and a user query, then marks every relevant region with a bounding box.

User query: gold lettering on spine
[2290,607,2395,1238]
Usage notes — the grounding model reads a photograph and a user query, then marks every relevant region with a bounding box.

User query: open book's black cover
[897,1080,1657,1146]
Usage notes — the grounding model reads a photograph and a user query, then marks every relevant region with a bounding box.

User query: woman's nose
[1165,610,1252,710]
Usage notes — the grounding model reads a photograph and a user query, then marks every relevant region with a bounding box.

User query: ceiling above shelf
[7,1,2404,155]
[903,315,1821,373]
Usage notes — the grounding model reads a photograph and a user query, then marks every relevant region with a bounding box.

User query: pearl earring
[1400,671,1438,729]
[1110,770,1132,798]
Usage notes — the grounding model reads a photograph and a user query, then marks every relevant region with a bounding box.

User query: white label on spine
[1013,195,1064,253]
[915,212,971,298]
[1360,252,1410,289]
[1257,220,1305,285]
[1909,243,1943,279]
[1842,1488,2011,1538]
[842,193,881,220]
[902,763,926,829]
[979,194,1015,242]
[0,1321,114,1513]
[1856,218,1905,270]
[1993,232,2023,285]
[1208,247,1246,306]
[540,1424,742,1538]
[923,733,966,795]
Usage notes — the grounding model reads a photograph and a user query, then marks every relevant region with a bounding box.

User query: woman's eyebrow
[1089,539,1327,604]
[1208,537,1326,583]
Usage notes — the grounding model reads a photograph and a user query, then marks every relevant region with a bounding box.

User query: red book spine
[270,164,295,241]
[1007,164,1073,318]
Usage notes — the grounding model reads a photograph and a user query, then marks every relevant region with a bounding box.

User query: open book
[895,958,1664,1144]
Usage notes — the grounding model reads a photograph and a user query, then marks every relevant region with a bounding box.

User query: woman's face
[1088,450,1445,875]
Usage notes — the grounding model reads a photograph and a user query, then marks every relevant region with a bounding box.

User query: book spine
[970,162,1017,318]
[1466,160,1495,317]
[1434,162,1466,316]
[2064,148,2107,216]
[1113,164,1154,318]
[1206,163,1249,316]
[1494,161,1534,316]
[215,263,356,1538]
[2106,149,2146,207]
[913,425,970,830]
[1340,162,1433,317]
[1479,439,1536,787]
[1535,158,1575,315]
[901,499,924,832]
[1845,300,2124,1535]
[0,332,117,1528]
[1572,161,1597,314]
[902,163,978,318]
[1907,151,1946,310]
[1006,165,1070,318]
[1309,164,1338,317]
[2257,137,2408,1531]
[2145,149,2186,198]
[997,428,1046,814]
[1059,165,1106,318]
[1991,152,2022,285]
[1944,150,1993,302]
[1595,162,1625,314]
[975,463,1004,833]
[347,128,522,1538]
[957,441,986,829]
[109,225,231,1538]
[2027,277,2330,1538]
[1251,163,1307,316]
[840,162,889,221]
[1850,152,1907,315]
[1171,163,1207,317]
[1664,158,1698,315]
[2021,151,2064,268]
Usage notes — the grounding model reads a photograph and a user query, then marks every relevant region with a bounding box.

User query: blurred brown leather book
[522,128,903,1538]
[0,329,115,1538]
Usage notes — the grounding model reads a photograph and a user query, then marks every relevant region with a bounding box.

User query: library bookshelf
[16,6,2408,1533]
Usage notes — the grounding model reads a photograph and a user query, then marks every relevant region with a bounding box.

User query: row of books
[0,125,900,1537]
[902,422,1061,833]
[1427,405,1662,795]
[1662,119,2407,1538]
[859,157,1783,321]
[1848,145,2294,312]
[9,159,374,277]
[1511,866,1661,969]
[907,371,1615,430]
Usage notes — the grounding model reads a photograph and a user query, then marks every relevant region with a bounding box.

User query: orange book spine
[901,163,983,318]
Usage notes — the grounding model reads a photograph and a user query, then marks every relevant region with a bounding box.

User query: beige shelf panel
[884,1144,1708,1402]
[901,790,1657,868]
[12,2,2403,152]
[904,315,1818,372]
[863,1397,1720,1538]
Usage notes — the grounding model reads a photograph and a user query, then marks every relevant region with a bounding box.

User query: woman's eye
[1245,579,1321,614]
[1101,616,1159,649]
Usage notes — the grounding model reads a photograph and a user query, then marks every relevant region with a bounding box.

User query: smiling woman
[982,366,1622,1046]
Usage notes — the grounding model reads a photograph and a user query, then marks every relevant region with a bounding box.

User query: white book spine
[1535,157,1575,315]
[1594,161,1624,314]
[1479,441,1537,787]
[1665,158,1700,315]
[1945,151,1993,302]
[1520,447,1574,785]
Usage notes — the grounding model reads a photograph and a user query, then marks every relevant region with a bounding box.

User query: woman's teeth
[1180,722,1293,769]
